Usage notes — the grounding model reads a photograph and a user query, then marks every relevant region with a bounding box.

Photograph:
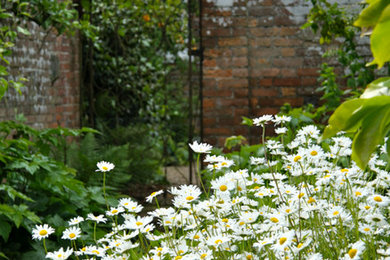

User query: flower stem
[196,153,208,197]
[103,172,108,210]
[42,238,48,254]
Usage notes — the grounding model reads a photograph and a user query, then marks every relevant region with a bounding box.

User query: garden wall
[201,0,367,146]
[1,23,81,129]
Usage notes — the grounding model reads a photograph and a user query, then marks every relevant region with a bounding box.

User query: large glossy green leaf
[368,5,390,68]
[360,77,390,98]
[322,99,364,139]
[352,105,390,168]
[323,96,390,168]
[354,0,390,27]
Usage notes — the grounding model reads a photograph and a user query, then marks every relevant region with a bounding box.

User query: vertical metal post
[187,0,194,184]
[199,0,204,144]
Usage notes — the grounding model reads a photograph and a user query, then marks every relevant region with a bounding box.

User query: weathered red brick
[252,88,279,97]
[218,79,247,88]
[281,87,297,96]
[273,78,301,86]
[218,37,247,47]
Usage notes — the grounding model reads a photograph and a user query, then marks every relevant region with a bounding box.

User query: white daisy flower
[253,114,274,126]
[87,213,107,223]
[189,141,212,153]
[68,216,84,226]
[96,161,115,172]
[61,226,81,240]
[145,190,164,203]
[32,224,55,240]
[46,247,73,260]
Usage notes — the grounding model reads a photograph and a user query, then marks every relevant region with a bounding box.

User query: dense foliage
[80,0,190,168]
[0,120,110,259]
[303,0,376,111]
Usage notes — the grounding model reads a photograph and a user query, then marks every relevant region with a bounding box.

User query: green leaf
[368,5,390,68]
[322,99,364,140]
[224,135,246,150]
[0,252,8,259]
[360,77,390,98]
[241,116,253,127]
[0,220,11,242]
[354,0,390,28]
[16,26,31,36]
[0,185,34,202]
[352,104,390,168]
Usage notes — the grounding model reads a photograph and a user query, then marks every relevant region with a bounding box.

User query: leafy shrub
[0,120,107,259]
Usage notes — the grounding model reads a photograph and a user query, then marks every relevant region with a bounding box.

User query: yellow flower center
[201,254,207,259]
[194,235,200,239]
[294,155,301,162]
[348,249,357,258]
[310,150,318,156]
[286,209,291,213]
[253,186,260,190]
[219,185,227,191]
[341,168,349,173]
[136,221,143,226]
[215,239,223,244]
[112,209,118,214]
[307,197,316,204]
[151,192,156,196]
[333,211,339,216]
[69,233,76,239]
[39,230,48,236]
[298,193,304,199]
[279,237,287,245]
[92,250,100,254]
[102,166,108,171]
[374,196,382,202]
[246,255,253,260]
[364,205,371,210]
[175,256,182,260]
[297,243,303,248]
[57,254,62,257]
[186,196,194,201]
[222,218,228,223]
[355,191,362,196]
[239,221,245,226]
[270,217,279,223]
[364,228,370,232]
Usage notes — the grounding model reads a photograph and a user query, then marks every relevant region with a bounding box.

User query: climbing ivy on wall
[303,0,376,111]
[0,0,84,100]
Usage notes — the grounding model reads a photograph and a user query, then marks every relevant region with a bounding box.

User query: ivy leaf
[368,5,390,68]
[360,77,390,98]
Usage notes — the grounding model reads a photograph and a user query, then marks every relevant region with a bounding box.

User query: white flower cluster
[33,118,390,260]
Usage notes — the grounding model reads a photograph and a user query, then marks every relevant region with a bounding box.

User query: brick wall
[1,22,80,129]
[201,0,366,146]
